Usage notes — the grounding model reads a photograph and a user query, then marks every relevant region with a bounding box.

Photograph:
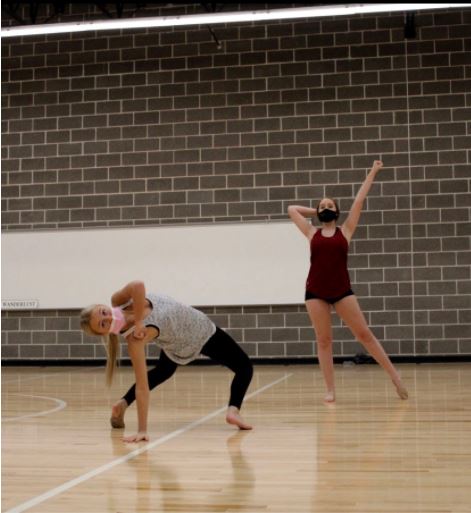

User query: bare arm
[122,326,158,443]
[341,160,383,243]
[287,205,317,240]
[111,280,147,339]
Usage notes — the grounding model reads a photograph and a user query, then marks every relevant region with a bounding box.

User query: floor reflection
[107,429,255,512]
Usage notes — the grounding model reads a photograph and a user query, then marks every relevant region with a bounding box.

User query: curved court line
[2,366,104,385]
[2,373,53,385]
[2,394,67,423]
[4,372,292,513]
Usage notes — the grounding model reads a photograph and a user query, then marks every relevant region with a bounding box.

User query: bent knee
[243,360,254,381]
[237,357,253,382]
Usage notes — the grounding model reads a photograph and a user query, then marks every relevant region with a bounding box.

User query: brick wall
[2,6,470,360]
[0,303,435,361]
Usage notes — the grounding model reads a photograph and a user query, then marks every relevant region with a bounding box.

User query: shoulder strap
[119,299,133,309]
[118,299,134,337]
[121,325,135,338]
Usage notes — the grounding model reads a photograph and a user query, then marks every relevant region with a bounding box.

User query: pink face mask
[109,307,126,335]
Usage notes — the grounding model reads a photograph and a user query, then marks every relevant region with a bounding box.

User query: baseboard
[2,354,471,367]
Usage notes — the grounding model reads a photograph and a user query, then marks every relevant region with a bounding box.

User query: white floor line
[2,394,67,422]
[5,372,292,513]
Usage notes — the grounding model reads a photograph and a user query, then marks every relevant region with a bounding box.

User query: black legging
[122,327,253,409]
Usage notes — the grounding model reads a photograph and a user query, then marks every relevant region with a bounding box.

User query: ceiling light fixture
[1,3,469,38]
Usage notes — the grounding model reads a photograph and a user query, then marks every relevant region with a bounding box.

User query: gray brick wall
[2,6,470,360]
[6,299,464,361]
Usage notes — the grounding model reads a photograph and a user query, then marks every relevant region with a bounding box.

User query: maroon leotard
[306,227,352,299]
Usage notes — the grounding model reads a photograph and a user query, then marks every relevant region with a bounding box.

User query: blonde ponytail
[104,333,120,386]
[80,305,120,387]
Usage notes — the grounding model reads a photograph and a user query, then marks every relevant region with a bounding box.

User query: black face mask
[317,208,338,223]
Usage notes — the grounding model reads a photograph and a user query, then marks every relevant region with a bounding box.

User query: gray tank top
[138,293,216,365]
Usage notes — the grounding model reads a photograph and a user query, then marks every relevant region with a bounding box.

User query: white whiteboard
[1,221,310,309]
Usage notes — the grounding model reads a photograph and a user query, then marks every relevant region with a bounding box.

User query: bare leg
[226,406,253,430]
[306,299,336,402]
[111,398,127,428]
[334,295,408,400]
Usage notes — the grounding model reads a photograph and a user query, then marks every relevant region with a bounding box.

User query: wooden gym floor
[2,363,471,513]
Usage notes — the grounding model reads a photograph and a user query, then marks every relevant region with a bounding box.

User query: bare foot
[393,380,409,400]
[226,406,252,430]
[324,390,335,403]
[110,399,127,429]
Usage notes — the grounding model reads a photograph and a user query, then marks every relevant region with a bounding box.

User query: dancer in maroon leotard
[288,160,408,403]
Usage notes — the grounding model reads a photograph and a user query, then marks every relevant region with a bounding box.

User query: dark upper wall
[2,8,469,232]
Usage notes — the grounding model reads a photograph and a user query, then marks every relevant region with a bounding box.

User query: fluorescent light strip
[1,3,469,38]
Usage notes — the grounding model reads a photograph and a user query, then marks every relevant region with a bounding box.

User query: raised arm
[287,205,317,240]
[111,280,147,339]
[341,160,383,243]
